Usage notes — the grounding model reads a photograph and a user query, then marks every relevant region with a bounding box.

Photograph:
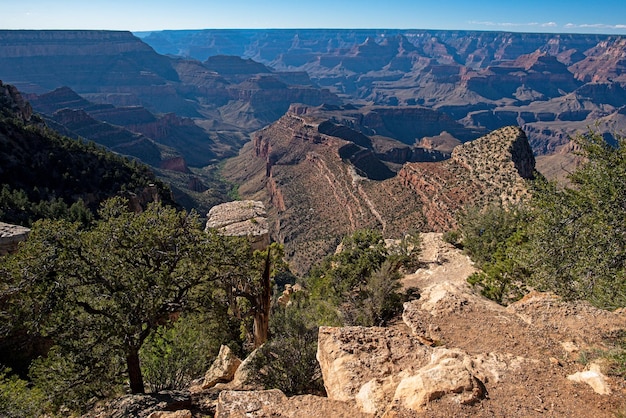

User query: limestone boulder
[316,326,431,402]
[228,347,265,390]
[202,345,242,389]
[389,349,485,412]
[205,200,269,251]
[317,326,497,416]
[355,376,400,414]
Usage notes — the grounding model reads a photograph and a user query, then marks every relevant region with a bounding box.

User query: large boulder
[317,327,495,416]
[316,326,431,403]
[202,345,242,389]
[388,349,486,412]
[205,200,269,251]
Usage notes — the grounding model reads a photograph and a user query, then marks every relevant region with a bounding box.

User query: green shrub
[524,132,626,309]
[247,304,325,396]
[140,314,217,392]
[0,367,46,418]
[442,229,462,248]
[305,229,416,326]
[458,203,530,305]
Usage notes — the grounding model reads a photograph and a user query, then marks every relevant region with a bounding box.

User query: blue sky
[2,0,626,34]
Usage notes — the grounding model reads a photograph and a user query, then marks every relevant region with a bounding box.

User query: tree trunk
[253,248,272,348]
[126,348,145,394]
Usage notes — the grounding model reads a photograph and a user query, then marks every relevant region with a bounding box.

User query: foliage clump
[245,229,421,396]
[457,130,626,310]
[0,367,46,418]
[459,203,530,305]
[246,303,326,396]
[306,229,421,327]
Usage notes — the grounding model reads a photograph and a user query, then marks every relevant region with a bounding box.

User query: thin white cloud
[565,23,626,30]
[471,20,626,33]
[469,20,559,28]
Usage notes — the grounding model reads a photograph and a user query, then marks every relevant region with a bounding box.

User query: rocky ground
[316,233,626,417]
[85,233,626,417]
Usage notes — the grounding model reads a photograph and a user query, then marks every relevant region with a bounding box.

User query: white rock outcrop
[205,200,269,251]
[567,362,612,395]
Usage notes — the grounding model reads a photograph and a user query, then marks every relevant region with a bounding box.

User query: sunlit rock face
[205,200,270,251]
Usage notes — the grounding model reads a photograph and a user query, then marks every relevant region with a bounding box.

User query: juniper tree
[4,197,224,397]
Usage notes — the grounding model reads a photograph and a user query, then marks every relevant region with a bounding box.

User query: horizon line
[1,27,625,37]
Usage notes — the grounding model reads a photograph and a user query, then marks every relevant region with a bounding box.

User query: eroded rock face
[399,126,535,230]
[0,81,33,121]
[317,326,431,403]
[317,327,497,416]
[205,200,270,251]
[226,109,536,273]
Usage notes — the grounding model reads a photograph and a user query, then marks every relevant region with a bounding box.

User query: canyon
[1,29,626,265]
[1,29,626,417]
[223,105,535,273]
[140,29,626,154]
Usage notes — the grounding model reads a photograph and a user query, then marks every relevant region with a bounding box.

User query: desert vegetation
[457,130,626,310]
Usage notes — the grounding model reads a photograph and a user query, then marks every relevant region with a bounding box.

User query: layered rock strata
[225,112,535,273]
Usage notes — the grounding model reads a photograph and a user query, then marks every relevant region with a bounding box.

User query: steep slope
[0,81,172,224]
[23,86,235,216]
[0,30,199,116]
[224,105,535,273]
[27,87,220,167]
